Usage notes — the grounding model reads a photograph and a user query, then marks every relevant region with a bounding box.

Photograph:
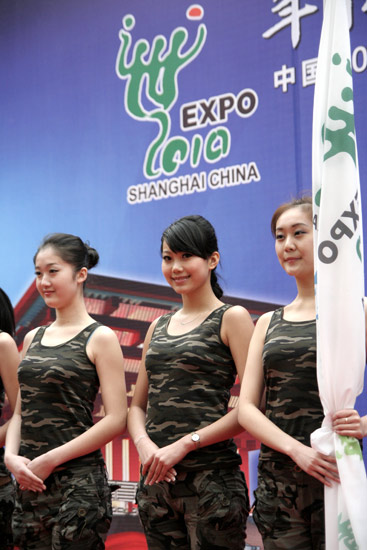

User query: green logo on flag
[356,236,362,261]
[314,188,321,207]
[336,435,363,460]
[338,513,357,550]
[322,53,356,166]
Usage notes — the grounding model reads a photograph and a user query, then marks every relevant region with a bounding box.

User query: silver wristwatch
[191,432,200,449]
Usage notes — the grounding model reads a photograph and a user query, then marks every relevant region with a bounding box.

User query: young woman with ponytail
[5,233,127,549]
[128,215,254,550]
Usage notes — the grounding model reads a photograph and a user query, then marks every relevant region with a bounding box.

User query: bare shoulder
[90,324,118,344]
[87,325,123,367]
[142,316,161,348]
[221,305,254,349]
[254,311,274,336]
[222,304,253,324]
[22,327,40,354]
[147,316,161,334]
[0,331,16,351]
[0,332,18,363]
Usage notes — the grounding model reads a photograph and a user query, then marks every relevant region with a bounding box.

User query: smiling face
[274,205,314,281]
[34,245,87,310]
[161,240,218,296]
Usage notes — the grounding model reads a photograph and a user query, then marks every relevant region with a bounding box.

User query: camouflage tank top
[259,308,324,465]
[145,304,241,472]
[18,322,104,468]
[0,331,7,477]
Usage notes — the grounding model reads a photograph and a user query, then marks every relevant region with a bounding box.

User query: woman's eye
[275,234,284,240]
[182,253,192,258]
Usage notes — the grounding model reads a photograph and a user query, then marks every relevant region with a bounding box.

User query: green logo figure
[322,54,356,165]
[116,13,207,178]
[338,513,357,550]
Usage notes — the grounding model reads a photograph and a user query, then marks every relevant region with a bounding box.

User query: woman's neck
[180,287,222,314]
[53,299,92,328]
[284,293,316,321]
[295,273,315,299]
[283,276,316,321]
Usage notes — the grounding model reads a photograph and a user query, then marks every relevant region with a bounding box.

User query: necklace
[177,310,210,325]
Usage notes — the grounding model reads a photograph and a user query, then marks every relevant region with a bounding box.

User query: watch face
[192,433,200,442]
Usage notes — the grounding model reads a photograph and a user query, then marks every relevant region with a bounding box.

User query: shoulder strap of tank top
[264,307,283,337]
[210,303,232,322]
[80,321,101,341]
[31,326,47,345]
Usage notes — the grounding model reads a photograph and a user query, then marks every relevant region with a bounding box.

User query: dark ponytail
[210,270,223,299]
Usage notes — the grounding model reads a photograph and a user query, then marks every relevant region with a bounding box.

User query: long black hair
[161,215,223,298]
[0,288,15,337]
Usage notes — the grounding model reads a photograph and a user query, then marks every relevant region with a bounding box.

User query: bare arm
[238,312,339,486]
[141,306,254,485]
[127,320,175,478]
[127,320,157,446]
[0,333,20,446]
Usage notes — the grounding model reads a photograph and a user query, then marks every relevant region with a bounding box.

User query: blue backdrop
[1,2,367,429]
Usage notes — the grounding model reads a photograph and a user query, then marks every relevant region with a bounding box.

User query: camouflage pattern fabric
[12,464,112,549]
[136,468,249,550]
[145,304,241,471]
[0,331,9,477]
[18,322,104,469]
[260,308,323,465]
[0,478,15,550]
[253,461,324,550]
[254,308,325,549]
[0,331,15,549]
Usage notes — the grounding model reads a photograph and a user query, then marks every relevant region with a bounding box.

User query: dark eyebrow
[35,262,59,269]
[275,222,308,232]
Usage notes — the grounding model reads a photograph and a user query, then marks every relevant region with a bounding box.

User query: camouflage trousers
[12,463,112,550]
[0,476,15,550]
[136,467,249,550]
[253,460,325,550]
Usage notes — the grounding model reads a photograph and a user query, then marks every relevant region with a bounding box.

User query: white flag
[312,0,367,549]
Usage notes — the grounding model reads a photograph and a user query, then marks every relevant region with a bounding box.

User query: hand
[5,454,46,492]
[292,443,339,487]
[143,438,190,485]
[136,436,177,484]
[27,451,57,483]
[332,409,365,439]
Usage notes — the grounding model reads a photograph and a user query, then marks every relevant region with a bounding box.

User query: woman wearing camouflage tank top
[0,288,19,550]
[238,197,367,550]
[128,215,254,550]
[5,233,127,550]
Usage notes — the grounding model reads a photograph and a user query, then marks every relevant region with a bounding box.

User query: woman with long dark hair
[128,215,254,549]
